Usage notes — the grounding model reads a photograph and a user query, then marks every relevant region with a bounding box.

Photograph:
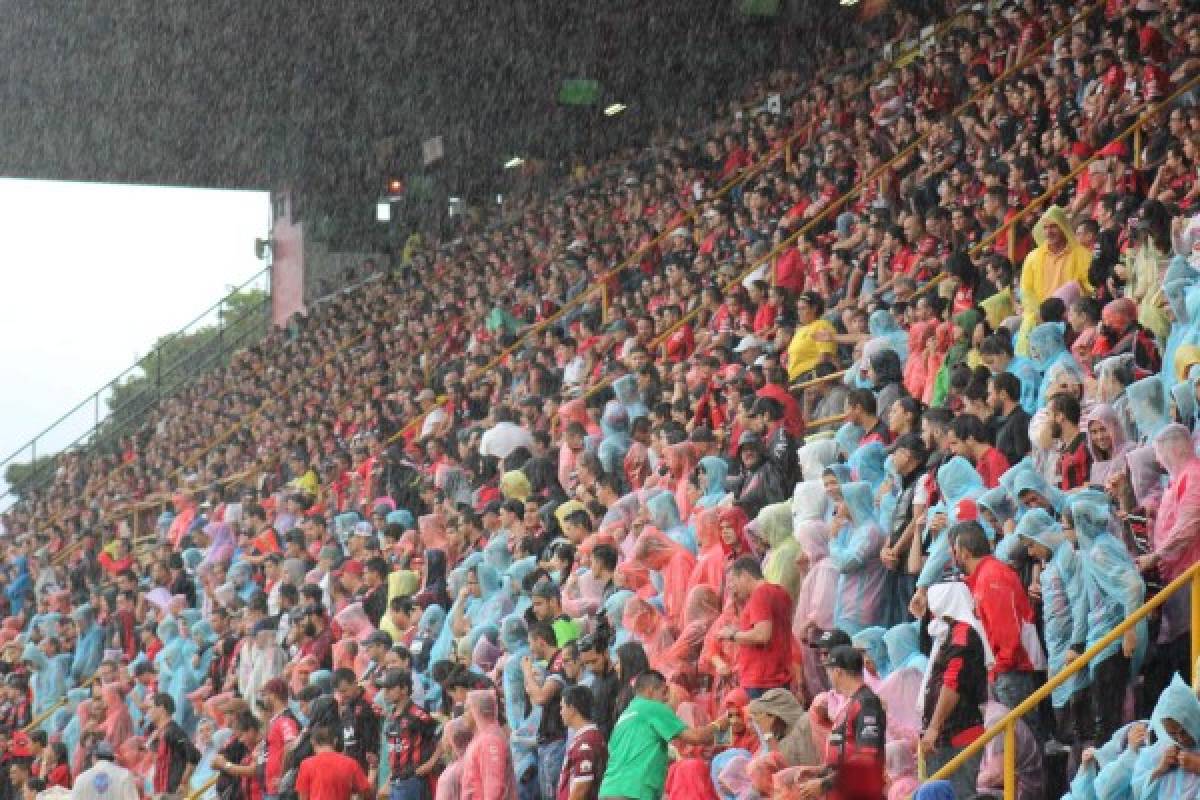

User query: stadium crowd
[5,0,1200,798]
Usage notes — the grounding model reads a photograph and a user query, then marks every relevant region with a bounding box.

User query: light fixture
[504,156,525,170]
[604,103,627,116]
[385,177,404,196]
[376,202,392,223]
[840,0,858,5]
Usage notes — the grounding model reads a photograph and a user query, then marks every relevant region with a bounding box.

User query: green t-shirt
[552,616,581,647]
[597,695,687,800]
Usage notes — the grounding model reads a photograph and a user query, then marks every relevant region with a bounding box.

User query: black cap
[689,426,716,444]
[302,603,326,618]
[374,668,407,690]
[813,629,852,651]
[825,645,865,674]
[94,741,116,761]
[532,579,561,600]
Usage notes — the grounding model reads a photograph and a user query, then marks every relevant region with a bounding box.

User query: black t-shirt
[588,667,621,739]
[923,621,987,745]
[535,651,570,745]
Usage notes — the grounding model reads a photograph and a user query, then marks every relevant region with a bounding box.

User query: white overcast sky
[0,179,270,501]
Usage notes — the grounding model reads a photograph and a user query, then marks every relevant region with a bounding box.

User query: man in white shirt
[72,742,139,800]
[479,406,535,460]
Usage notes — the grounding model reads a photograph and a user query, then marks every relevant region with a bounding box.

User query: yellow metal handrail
[923,560,1200,799]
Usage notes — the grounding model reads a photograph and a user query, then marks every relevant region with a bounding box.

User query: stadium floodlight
[840,0,859,5]
[504,156,525,169]
[376,202,392,222]
[604,103,627,116]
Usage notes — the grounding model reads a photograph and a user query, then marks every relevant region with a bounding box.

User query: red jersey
[264,711,301,794]
[965,556,1036,678]
[556,724,608,800]
[736,582,794,689]
[295,750,373,800]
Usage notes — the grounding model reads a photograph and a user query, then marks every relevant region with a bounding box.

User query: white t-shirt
[479,421,535,460]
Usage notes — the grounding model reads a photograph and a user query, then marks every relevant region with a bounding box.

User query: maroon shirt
[556,725,607,800]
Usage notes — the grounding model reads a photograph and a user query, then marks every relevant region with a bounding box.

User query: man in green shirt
[599,670,732,800]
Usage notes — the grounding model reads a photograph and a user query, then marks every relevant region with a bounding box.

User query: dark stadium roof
[0,0,858,203]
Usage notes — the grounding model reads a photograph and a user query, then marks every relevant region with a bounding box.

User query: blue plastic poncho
[1014,509,1086,708]
[1132,673,1200,799]
[1029,321,1085,407]
[917,457,985,589]
[1069,494,1147,676]
[830,481,886,635]
[851,626,891,679]
[597,400,632,485]
[847,441,887,493]
[696,456,730,510]
[70,603,104,685]
[612,374,649,421]
[1127,375,1171,443]
[22,643,65,724]
[646,490,696,555]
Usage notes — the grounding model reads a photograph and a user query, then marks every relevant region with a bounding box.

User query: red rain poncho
[663,758,720,800]
[719,688,761,753]
[622,595,675,669]
[690,509,731,593]
[434,717,475,800]
[660,585,721,686]
[632,527,696,626]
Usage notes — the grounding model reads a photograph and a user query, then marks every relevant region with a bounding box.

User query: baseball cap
[734,335,764,353]
[94,741,116,761]
[335,559,364,578]
[252,617,278,636]
[825,644,865,673]
[812,629,852,651]
[531,579,561,600]
[374,668,408,690]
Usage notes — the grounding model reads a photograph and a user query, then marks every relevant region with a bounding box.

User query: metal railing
[922,561,1200,800]
[0,267,272,510]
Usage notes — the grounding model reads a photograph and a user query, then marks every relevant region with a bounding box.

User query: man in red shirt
[1050,394,1091,491]
[296,726,373,800]
[557,685,607,800]
[718,556,794,698]
[260,678,302,799]
[213,711,264,800]
[948,415,1010,489]
[952,522,1045,737]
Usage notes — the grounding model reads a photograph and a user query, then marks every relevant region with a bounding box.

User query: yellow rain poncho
[1018,206,1092,354]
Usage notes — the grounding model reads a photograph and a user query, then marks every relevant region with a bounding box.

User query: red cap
[955,498,980,521]
[335,559,364,578]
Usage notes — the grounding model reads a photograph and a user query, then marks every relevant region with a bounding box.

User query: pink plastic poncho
[715,753,753,798]
[885,738,919,800]
[660,585,722,685]
[614,560,656,600]
[622,595,675,669]
[632,527,696,627]
[748,752,788,796]
[808,689,851,763]
[902,320,937,399]
[665,442,700,518]
[418,514,452,558]
[434,717,475,800]
[664,758,720,800]
[460,690,517,800]
[100,682,133,747]
[1152,423,1200,581]
[334,602,376,642]
[690,509,728,594]
[1085,403,1133,485]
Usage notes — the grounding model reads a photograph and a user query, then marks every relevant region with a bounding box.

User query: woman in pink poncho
[434,717,475,800]
[902,320,937,399]
[659,585,722,693]
[99,683,133,748]
[459,689,517,800]
[690,509,729,593]
[632,528,696,627]
[622,595,676,671]
[665,442,700,519]
[1151,423,1200,582]
[791,481,837,703]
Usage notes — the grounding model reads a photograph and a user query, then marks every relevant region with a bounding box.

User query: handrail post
[1192,567,1200,686]
[600,282,609,324]
[1134,121,1143,170]
[1004,721,1016,800]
